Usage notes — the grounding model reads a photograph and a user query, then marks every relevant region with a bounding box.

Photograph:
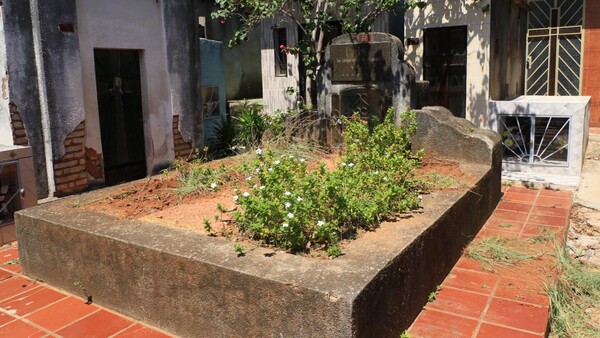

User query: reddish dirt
[83,155,475,247]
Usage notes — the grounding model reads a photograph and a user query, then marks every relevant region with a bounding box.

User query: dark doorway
[94,49,147,186]
[423,26,467,118]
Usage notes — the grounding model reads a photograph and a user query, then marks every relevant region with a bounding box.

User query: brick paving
[0,186,571,337]
[0,246,171,338]
[408,186,572,338]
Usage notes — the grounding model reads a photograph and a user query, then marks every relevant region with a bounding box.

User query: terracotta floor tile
[484,298,549,334]
[0,248,18,265]
[0,320,44,337]
[114,323,172,338]
[507,187,539,195]
[477,228,519,239]
[538,189,572,199]
[485,219,525,233]
[503,192,537,204]
[0,264,22,274]
[409,309,478,338]
[0,277,38,302]
[0,286,67,317]
[527,214,569,227]
[443,268,498,295]
[535,196,572,208]
[26,297,99,332]
[0,269,11,281]
[531,205,570,218]
[57,309,133,338]
[491,210,531,223]
[455,256,486,272]
[494,277,549,306]
[477,323,544,337]
[0,312,14,327]
[426,287,489,319]
[520,224,564,238]
[497,201,533,213]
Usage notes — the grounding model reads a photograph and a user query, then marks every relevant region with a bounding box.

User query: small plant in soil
[232,109,422,257]
[234,243,245,256]
[530,227,556,244]
[467,237,534,271]
[427,285,442,302]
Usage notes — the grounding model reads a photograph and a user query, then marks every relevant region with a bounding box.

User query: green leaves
[233,109,422,257]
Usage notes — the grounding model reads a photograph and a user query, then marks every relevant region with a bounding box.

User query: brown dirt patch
[83,155,475,249]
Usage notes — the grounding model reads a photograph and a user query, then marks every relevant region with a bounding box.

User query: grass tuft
[467,237,534,271]
[547,247,600,337]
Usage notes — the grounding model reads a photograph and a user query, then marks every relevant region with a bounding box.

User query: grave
[318,32,425,123]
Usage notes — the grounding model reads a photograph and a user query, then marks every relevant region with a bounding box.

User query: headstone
[318,33,425,123]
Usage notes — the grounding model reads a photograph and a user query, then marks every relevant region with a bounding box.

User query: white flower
[282,223,289,228]
[317,220,325,227]
[259,185,265,190]
[274,160,281,165]
[383,177,388,181]
[255,168,261,173]
[268,167,273,172]
[253,184,258,188]
[418,195,423,200]
[243,192,250,197]
[287,212,294,219]
[285,202,292,209]
[299,158,306,163]
[259,162,265,167]
[255,148,262,155]
[373,171,379,175]
[288,155,294,159]
[348,163,355,167]
[341,162,347,166]
[233,195,239,201]
[246,176,253,181]
[296,196,303,202]
[210,182,217,189]
[284,191,291,196]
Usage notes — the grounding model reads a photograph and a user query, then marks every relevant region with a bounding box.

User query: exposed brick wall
[53,122,87,196]
[583,1,600,128]
[173,114,193,159]
[9,103,29,146]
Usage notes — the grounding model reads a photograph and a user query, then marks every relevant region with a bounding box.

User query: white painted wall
[260,15,301,114]
[0,8,13,145]
[404,0,492,128]
[76,0,174,174]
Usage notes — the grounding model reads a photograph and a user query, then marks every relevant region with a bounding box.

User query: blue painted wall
[199,39,227,144]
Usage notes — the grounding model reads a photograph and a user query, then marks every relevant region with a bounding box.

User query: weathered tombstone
[318,32,422,123]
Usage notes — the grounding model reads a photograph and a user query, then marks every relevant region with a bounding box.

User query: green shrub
[232,109,422,256]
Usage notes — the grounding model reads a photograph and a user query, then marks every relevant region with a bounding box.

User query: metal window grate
[500,115,570,166]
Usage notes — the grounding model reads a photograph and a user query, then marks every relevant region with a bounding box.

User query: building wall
[404,0,492,128]
[0,7,12,146]
[583,0,600,128]
[261,15,301,114]
[76,0,175,180]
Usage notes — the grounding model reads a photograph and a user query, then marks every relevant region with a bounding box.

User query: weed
[203,217,212,234]
[547,247,600,337]
[327,245,343,258]
[173,160,231,196]
[530,227,556,244]
[399,330,412,338]
[0,258,18,266]
[234,243,245,256]
[428,285,442,302]
[467,237,534,271]
[420,172,470,190]
[71,201,81,208]
[498,223,513,228]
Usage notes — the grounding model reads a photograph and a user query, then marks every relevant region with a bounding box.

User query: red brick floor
[0,246,172,338]
[408,186,572,337]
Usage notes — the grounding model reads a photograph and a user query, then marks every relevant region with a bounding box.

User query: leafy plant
[232,101,272,148]
[232,109,422,256]
[172,159,229,196]
[234,243,245,256]
[208,115,236,153]
[428,285,441,302]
